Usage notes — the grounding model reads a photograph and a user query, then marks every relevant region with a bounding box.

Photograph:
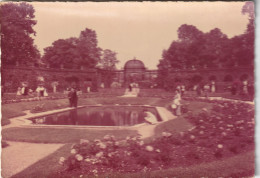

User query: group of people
[193,81,216,97]
[230,80,254,98]
[16,84,48,98]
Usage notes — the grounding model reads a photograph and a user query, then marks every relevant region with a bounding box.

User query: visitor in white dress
[172,90,181,116]
[16,87,22,96]
[36,85,48,99]
[211,81,216,93]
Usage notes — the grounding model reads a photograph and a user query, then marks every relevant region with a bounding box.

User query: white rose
[59,157,65,165]
[75,154,83,161]
[217,144,223,149]
[103,135,111,140]
[146,145,154,152]
[85,158,91,162]
[138,141,144,146]
[96,152,104,158]
[94,139,101,143]
[70,149,77,154]
[99,143,107,149]
[80,139,89,144]
[190,135,195,139]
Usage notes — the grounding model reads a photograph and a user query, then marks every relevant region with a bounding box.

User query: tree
[242,1,254,66]
[77,28,102,68]
[1,2,40,66]
[177,24,203,42]
[98,49,119,88]
[42,28,102,69]
[42,38,79,68]
[98,49,118,70]
[228,2,254,67]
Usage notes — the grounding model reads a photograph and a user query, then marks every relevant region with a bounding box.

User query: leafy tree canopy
[42,28,102,69]
[98,49,119,70]
[1,2,40,66]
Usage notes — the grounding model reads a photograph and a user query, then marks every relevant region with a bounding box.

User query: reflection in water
[30,106,161,126]
[70,109,78,125]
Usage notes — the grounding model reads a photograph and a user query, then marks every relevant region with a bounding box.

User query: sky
[31,2,249,69]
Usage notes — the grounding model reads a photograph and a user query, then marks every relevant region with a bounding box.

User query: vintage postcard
[1,1,255,177]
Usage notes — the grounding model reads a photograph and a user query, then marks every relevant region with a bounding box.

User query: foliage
[42,28,101,69]
[98,49,119,70]
[58,100,254,177]
[1,2,40,66]
[157,2,254,89]
[98,49,119,88]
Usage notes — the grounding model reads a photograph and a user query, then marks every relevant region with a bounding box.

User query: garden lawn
[153,100,213,138]
[1,99,69,126]
[11,143,73,178]
[2,127,138,143]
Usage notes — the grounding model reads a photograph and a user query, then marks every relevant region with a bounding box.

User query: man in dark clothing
[68,87,78,107]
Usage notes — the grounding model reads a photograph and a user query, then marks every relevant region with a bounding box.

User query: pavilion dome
[124,58,145,70]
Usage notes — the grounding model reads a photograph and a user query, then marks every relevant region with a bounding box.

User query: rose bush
[58,99,254,177]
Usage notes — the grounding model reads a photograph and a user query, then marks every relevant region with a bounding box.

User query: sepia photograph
[0,1,255,177]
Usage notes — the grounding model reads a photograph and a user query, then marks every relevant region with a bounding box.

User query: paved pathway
[1,141,64,178]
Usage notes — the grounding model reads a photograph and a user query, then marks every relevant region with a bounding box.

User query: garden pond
[29,106,162,126]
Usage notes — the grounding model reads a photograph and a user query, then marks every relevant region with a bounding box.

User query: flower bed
[57,99,254,177]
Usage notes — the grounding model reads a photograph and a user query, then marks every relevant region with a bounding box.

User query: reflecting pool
[29,106,162,126]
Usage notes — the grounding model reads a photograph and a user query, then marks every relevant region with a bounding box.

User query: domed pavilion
[124,58,146,83]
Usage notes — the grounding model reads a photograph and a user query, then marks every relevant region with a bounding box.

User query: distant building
[113,58,157,87]
[1,58,254,92]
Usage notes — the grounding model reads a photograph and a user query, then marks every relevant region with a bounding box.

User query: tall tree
[42,38,79,68]
[77,28,102,68]
[98,49,119,88]
[242,1,254,66]
[42,28,101,69]
[228,2,254,67]
[1,2,40,66]
[98,49,118,70]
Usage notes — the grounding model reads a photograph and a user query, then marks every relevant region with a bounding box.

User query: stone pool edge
[4,105,177,131]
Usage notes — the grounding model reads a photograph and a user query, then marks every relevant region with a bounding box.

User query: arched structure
[124,58,146,83]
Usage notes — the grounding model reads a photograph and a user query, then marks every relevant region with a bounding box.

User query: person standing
[68,87,78,108]
[203,84,210,98]
[181,85,185,96]
[211,81,216,93]
[172,90,182,116]
[36,84,45,100]
[196,84,202,96]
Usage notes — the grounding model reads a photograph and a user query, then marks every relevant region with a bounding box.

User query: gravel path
[1,141,64,178]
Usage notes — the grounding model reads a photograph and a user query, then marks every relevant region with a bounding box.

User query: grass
[11,144,73,178]
[1,95,255,177]
[2,127,138,143]
[154,100,213,137]
[1,99,69,126]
